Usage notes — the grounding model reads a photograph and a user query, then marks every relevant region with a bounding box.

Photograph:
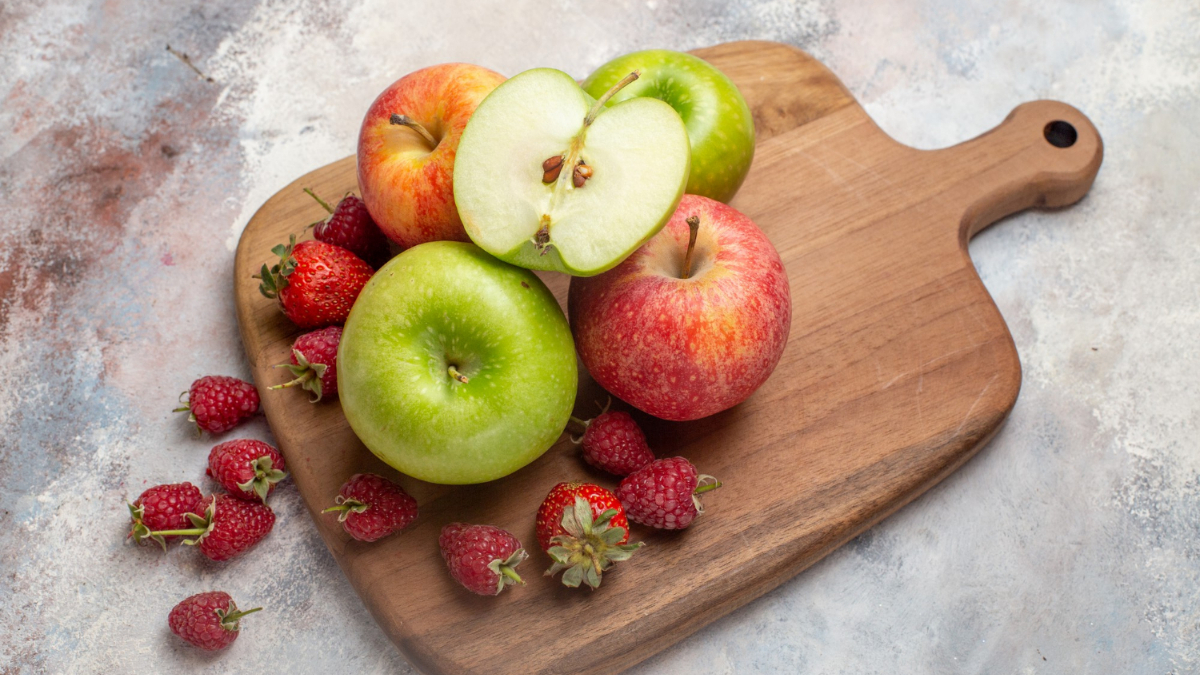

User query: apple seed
[542,155,565,183]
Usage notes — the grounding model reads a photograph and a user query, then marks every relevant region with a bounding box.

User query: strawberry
[271,326,341,401]
[616,457,721,530]
[168,591,261,651]
[572,404,655,476]
[535,482,642,589]
[175,375,260,434]
[148,494,275,561]
[128,482,204,549]
[304,188,392,268]
[439,523,527,596]
[322,473,418,542]
[256,234,373,329]
[206,439,287,503]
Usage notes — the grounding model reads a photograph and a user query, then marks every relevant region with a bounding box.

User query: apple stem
[447,365,469,384]
[303,188,335,214]
[681,215,700,279]
[390,114,438,149]
[583,70,640,127]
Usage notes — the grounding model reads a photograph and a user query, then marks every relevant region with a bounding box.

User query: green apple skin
[583,50,755,203]
[338,241,577,484]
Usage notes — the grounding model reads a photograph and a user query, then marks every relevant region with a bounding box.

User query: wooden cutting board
[233,41,1102,675]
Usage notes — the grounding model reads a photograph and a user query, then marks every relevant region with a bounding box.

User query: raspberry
[206,439,287,503]
[323,473,418,542]
[128,482,203,548]
[168,591,261,651]
[271,326,341,401]
[306,189,392,269]
[152,494,275,561]
[575,410,655,476]
[439,523,527,596]
[175,375,260,434]
[616,457,721,530]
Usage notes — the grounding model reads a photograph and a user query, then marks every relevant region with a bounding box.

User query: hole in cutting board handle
[1043,120,1077,148]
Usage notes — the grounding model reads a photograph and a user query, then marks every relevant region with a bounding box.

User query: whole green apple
[582,50,755,203]
[338,241,577,484]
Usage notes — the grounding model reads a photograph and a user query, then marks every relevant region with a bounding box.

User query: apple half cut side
[453,68,691,277]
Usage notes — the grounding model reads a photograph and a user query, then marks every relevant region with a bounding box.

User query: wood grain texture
[233,41,1102,675]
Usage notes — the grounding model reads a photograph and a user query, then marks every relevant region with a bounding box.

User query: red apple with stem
[357,63,505,248]
[568,195,791,421]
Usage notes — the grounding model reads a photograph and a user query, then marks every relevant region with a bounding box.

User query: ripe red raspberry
[128,482,203,548]
[535,482,642,589]
[271,326,341,401]
[323,473,418,542]
[573,409,655,476]
[175,375,260,434]
[151,494,275,561]
[168,591,261,651]
[305,189,392,268]
[206,439,287,503]
[439,523,527,596]
[616,457,721,530]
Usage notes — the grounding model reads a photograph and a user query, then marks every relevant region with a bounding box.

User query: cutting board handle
[935,100,1104,243]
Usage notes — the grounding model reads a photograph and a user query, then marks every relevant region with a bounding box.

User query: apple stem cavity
[583,70,640,127]
[447,365,470,384]
[389,114,438,150]
[303,187,335,214]
[681,215,701,279]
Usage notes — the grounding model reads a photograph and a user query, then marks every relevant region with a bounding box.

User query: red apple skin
[568,195,791,421]
[357,63,505,248]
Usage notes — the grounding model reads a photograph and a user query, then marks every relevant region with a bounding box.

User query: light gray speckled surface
[2,1,1197,673]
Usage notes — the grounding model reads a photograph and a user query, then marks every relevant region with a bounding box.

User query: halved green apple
[453,68,691,276]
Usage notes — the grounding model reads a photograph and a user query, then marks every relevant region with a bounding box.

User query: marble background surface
[2,0,1197,673]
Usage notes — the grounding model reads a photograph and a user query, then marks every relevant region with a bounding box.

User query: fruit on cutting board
[323,473,418,542]
[582,49,755,203]
[571,403,655,476]
[439,523,527,596]
[256,235,374,329]
[616,457,720,530]
[536,482,642,589]
[271,325,342,402]
[168,591,261,651]
[453,68,691,276]
[304,188,391,269]
[337,242,577,484]
[357,63,506,248]
[569,194,791,421]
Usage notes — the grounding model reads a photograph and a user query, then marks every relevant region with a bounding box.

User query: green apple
[582,50,755,203]
[337,241,577,484]
[453,68,691,276]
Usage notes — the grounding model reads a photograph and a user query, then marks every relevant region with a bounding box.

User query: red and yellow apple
[357,63,505,248]
[568,195,791,421]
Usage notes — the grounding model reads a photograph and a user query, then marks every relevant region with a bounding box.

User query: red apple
[357,63,505,248]
[568,195,791,421]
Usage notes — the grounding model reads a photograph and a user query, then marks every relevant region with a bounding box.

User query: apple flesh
[338,241,577,484]
[583,50,755,203]
[357,63,505,249]
[453,68,691,276]
[568,195,790,421]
